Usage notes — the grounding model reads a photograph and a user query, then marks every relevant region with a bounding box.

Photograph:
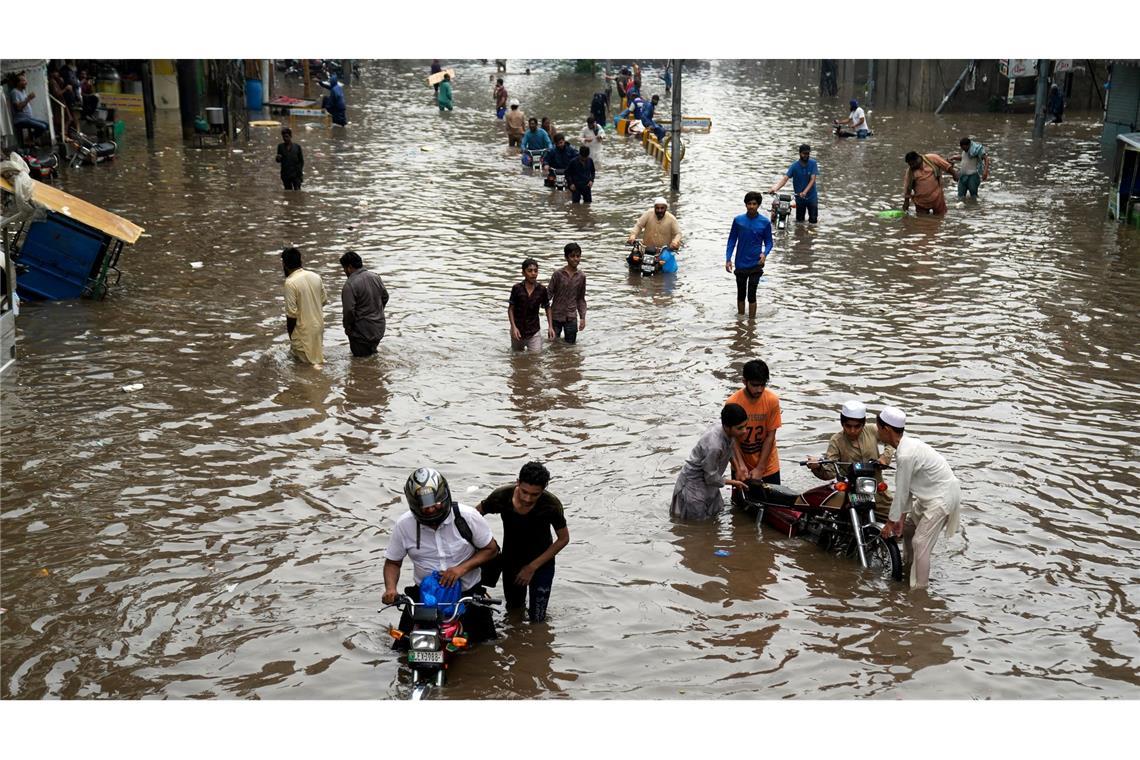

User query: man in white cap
[806,400,894,511]
[876,406,961,589]
[627,197,682,262]
[504,98,526,148]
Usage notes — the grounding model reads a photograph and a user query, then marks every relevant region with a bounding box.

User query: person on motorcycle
[542,133,577,187]
[476,461,570,623]
[383,468,501,644]
[520,118,553,164]
[875,407,962,590]
[805,400,894,511]
[627,197,682,267]
[670,403,750,520]
[768,144,819,224]
[834,98,869,138]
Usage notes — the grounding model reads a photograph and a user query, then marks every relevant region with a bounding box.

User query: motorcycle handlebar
[799,459,892,470]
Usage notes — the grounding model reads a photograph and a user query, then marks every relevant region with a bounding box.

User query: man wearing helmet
[627,197,682,266]
[805,400,894,511]
[383,468,500,642]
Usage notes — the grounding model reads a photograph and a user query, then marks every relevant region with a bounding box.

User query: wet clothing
[889,434,961,588]
[957,142,987,199]
[735,268,763,304]
[276,142,304,189]
[494,84,508,117]
[384,504,494,592]
[437,80,453,111]
[508,281,550,340]
[905,154,953,214]
[785,158,819,203]
[565,157,595,203]
[590,91,609,124]
[725,212,774,270]
[284,268,328,365]
[579,125,603,164]
[848,106,870,136]
[478,485,567,623]
[812,427,895,508]
[320,75,346,126]
[341,267,389,356]
[1048,86,1065,123]
[544,142,578,172]
[671,423,735,520]
[725,387,782,479]
[520,128,553,153]
[553,320,578,344]
[548,267,587,325]
[630,209,682,250]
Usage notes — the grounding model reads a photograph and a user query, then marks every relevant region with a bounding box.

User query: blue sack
[660,248,678,273]
[419,571,465,617]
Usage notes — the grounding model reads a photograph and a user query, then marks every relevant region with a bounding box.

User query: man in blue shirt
[725,191,774,318]
[520,117,553,167]
[769,144,819,224]
[641,94,666,140]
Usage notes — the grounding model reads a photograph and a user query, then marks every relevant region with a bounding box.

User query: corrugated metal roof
[1118,132,1140,150]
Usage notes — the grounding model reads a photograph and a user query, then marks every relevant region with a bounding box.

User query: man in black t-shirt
[476,461,570,623]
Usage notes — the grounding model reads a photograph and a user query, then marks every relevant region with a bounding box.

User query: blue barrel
[245,79,263,111]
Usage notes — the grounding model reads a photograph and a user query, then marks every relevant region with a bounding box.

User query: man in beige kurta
[281,247,328,366]
[627,197,683,251]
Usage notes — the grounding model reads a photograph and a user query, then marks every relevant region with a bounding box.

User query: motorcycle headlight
[410,632,439,651]
[856,477,876,496]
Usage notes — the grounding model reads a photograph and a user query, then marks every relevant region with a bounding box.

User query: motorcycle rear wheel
[862,532,903,582]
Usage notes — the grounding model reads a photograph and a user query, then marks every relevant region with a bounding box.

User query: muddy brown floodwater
[2,60,1138,700]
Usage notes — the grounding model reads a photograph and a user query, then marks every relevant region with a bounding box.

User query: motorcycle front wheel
[862,531,903,582]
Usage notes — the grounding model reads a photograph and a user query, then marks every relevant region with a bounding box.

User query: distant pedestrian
[430,59,442,93]
[505,99,526,148]
[1048,83,1065,124]
[834,98,870,138]
[496,59,507,73]
[281,247,328,367]
[725,191,774,318]
[590,90,609,125]
[437,73,453,111]
[661,62,672,94]
[275,128,303,191]
[493,78,508,119]
[339,250,389,357]
[565,146,595,204]
[508,258,554,352]
[319,73,346,126]
[768,144,819,223]
[670,403,750,520]
[579,115,604,164]
[540,116,557,140]
[903,151,956,215]
[548,243,587,344]
[949,137,990,200]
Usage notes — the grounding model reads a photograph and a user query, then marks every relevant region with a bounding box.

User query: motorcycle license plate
[409,650,443,664]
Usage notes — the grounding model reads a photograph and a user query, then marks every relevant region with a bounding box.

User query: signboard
[680,116,712,133]
[96,93,144,113]
[1054,60,1075,74]
[999,59,1038,78]
[289,108,327,117]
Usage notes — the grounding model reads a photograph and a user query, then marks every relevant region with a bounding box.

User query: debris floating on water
[121,383,144,393]
[190,262,204,269]
[713,550,730,557]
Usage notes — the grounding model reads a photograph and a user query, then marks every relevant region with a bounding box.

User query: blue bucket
[245,79,263,111]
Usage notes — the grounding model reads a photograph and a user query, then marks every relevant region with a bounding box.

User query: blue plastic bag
[660,248,678,273]
[419,571,465,617]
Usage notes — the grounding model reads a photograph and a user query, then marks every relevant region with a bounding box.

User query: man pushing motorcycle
[383,467,500,644]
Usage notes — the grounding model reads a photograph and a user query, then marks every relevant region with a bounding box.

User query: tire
[862,529,903,582]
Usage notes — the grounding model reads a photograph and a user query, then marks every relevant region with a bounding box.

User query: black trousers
[282,176,302,191]
[349,337,379,357]
[735,265,764,303]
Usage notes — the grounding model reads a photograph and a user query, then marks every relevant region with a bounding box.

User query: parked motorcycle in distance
[738,459,903,582]
[522,148,546,173]
[626,240,664,277]
[384,591,500,700]
[770,193,793,230]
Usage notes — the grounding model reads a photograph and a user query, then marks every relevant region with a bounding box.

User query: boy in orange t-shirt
[725,360,782,503]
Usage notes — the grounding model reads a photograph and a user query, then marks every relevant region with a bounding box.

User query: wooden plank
[427,68,456,87]
[1,177,144,245]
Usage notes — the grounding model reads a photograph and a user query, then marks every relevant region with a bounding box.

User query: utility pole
[670,60,682,192]
[141,60,156,140]
[302,59,312,99]
[1033,59,1051,139]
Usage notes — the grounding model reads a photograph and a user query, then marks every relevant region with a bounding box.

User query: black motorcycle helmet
[403,467,452,527]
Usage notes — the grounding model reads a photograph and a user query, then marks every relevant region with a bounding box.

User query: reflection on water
[2,60,1138,700]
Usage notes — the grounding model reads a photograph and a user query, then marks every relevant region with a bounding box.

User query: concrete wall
[152,59,180,111]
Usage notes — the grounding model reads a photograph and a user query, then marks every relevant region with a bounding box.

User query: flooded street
[2,59,1138,700]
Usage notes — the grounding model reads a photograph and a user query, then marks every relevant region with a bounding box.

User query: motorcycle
[522,148,546,172]
[13,148,58,182]
[545,167,568,191]
[770,193,793,230]
[383,590,500,700]
[738,459,903,582]
[626,240,663,277]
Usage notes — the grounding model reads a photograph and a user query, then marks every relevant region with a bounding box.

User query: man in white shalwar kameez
[876,406,961,589]
[671,403,749,520]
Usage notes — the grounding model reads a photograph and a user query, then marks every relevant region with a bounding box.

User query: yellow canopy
[1,176,144,245]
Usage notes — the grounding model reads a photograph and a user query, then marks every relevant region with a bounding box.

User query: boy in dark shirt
[477,461,569,623]
[507,257,554,351]
[275,128,303,190]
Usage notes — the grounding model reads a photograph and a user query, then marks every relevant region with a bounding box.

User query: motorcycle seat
[748,482,799,507]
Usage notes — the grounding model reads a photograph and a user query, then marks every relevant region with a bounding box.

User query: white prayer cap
[510,98,519,106]
[653,196,668,207]
[879,406,906,428]
[840,400,866,419]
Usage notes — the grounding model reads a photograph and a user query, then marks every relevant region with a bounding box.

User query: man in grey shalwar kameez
[671,403,750,519]
[340,250,390,357]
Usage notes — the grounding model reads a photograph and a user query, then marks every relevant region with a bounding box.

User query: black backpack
[451,503,503,587]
